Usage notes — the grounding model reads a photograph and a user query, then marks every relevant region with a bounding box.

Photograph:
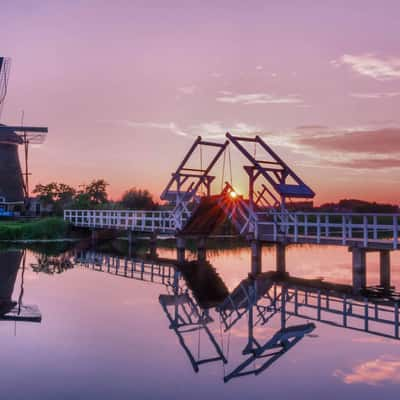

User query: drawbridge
[64,133,400,251]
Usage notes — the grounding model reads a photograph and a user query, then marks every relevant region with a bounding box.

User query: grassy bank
[0,217,70,241]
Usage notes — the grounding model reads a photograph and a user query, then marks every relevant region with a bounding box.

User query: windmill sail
[0,57,11,119]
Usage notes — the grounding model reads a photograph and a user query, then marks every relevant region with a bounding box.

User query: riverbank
[0,218,71,241]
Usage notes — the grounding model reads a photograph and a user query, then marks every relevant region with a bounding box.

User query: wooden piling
[176,237,186,264]
[352,247,366,292]
[197,237,207,262]
[276,243,286,274]
[380,250,391,289]
[250,240,262,276]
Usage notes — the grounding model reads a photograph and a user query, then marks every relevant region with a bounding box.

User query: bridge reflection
[31,248,400,383]
[219,273,400,340]
[159,292,227,373]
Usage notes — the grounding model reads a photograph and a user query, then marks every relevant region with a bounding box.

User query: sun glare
[229,191,238,199]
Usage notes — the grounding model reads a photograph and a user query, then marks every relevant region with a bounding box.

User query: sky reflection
[0,243,399,399]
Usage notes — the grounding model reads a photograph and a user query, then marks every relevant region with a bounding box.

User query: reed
[0,217,69,240]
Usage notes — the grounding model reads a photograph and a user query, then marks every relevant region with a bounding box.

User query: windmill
[0,56,48,211]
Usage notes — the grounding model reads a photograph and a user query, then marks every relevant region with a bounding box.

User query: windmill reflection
[0,250,41,322]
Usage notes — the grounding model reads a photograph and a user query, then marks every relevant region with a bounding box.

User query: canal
[1,240,400,399]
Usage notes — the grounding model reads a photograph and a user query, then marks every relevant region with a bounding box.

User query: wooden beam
[0,125,48,133]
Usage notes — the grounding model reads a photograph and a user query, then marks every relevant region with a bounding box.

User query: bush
[0,218,69,241]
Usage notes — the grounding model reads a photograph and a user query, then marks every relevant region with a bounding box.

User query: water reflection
[159,291,227,373]
[36,247,399,384]
[0,250,41,322]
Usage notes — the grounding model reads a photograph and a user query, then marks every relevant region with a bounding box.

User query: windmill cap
[0,125,23,145]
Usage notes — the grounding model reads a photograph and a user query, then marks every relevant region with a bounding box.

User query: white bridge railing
[64,209,400,249]
[64,209,186,233]
[256,211,400,249]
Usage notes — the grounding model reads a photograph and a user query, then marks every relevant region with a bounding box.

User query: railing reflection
[219,274,400,341]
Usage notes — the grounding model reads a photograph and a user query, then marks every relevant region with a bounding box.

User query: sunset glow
[1,1,399,204]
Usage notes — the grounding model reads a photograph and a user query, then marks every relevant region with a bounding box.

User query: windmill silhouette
[0,57,48,211]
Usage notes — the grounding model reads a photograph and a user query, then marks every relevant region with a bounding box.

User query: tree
[33,183,59,206]
[33,182,76,214]
[57,183,76,204]
[81,179,109,205]
[120,188,157,210]
[70,192,92,210]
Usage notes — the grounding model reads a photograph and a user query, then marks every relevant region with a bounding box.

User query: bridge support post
[176,237,186,264]
[351,248,366,292]
[380,250,391,289]
[91,230,98,245]
[250,240,262,276]
[197,237,207,262]
[127,231,137,258]
[128,230,134,246]
[276,243,286,274]
[149,232,158,258]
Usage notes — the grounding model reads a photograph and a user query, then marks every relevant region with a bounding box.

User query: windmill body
[0,56,48,213]
[0,124,25,207]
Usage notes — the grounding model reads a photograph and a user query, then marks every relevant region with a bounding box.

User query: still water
[1,240,400,399]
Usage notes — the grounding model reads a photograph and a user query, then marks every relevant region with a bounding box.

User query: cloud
[330,157,400,169]
[189,121,260,139]
[293,127,400,170]
[296,125,329,131]
[334,355,400,386]
[338,54,400,80]
[219,90,233,96]
[216,92,302,105]
[178,85,197,95]
[350,92,400,99]
[330,59,341,68]
[368,119,397,125]
[123,121,188,137]
[255,65,263,71]
[118,120,262,140]
[297,128,400,155]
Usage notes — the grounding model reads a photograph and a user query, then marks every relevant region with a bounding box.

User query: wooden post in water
[127,230,137,258]
[276,242,286,274]
[176,237,186,264]
[197,237,207,262]
[380,250,391,289]
[91,229,98,246]
[250,240,262,276]
[149,232,158,258]
[351,247,366,292]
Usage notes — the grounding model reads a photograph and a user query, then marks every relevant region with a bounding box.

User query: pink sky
[1,0,399,205]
